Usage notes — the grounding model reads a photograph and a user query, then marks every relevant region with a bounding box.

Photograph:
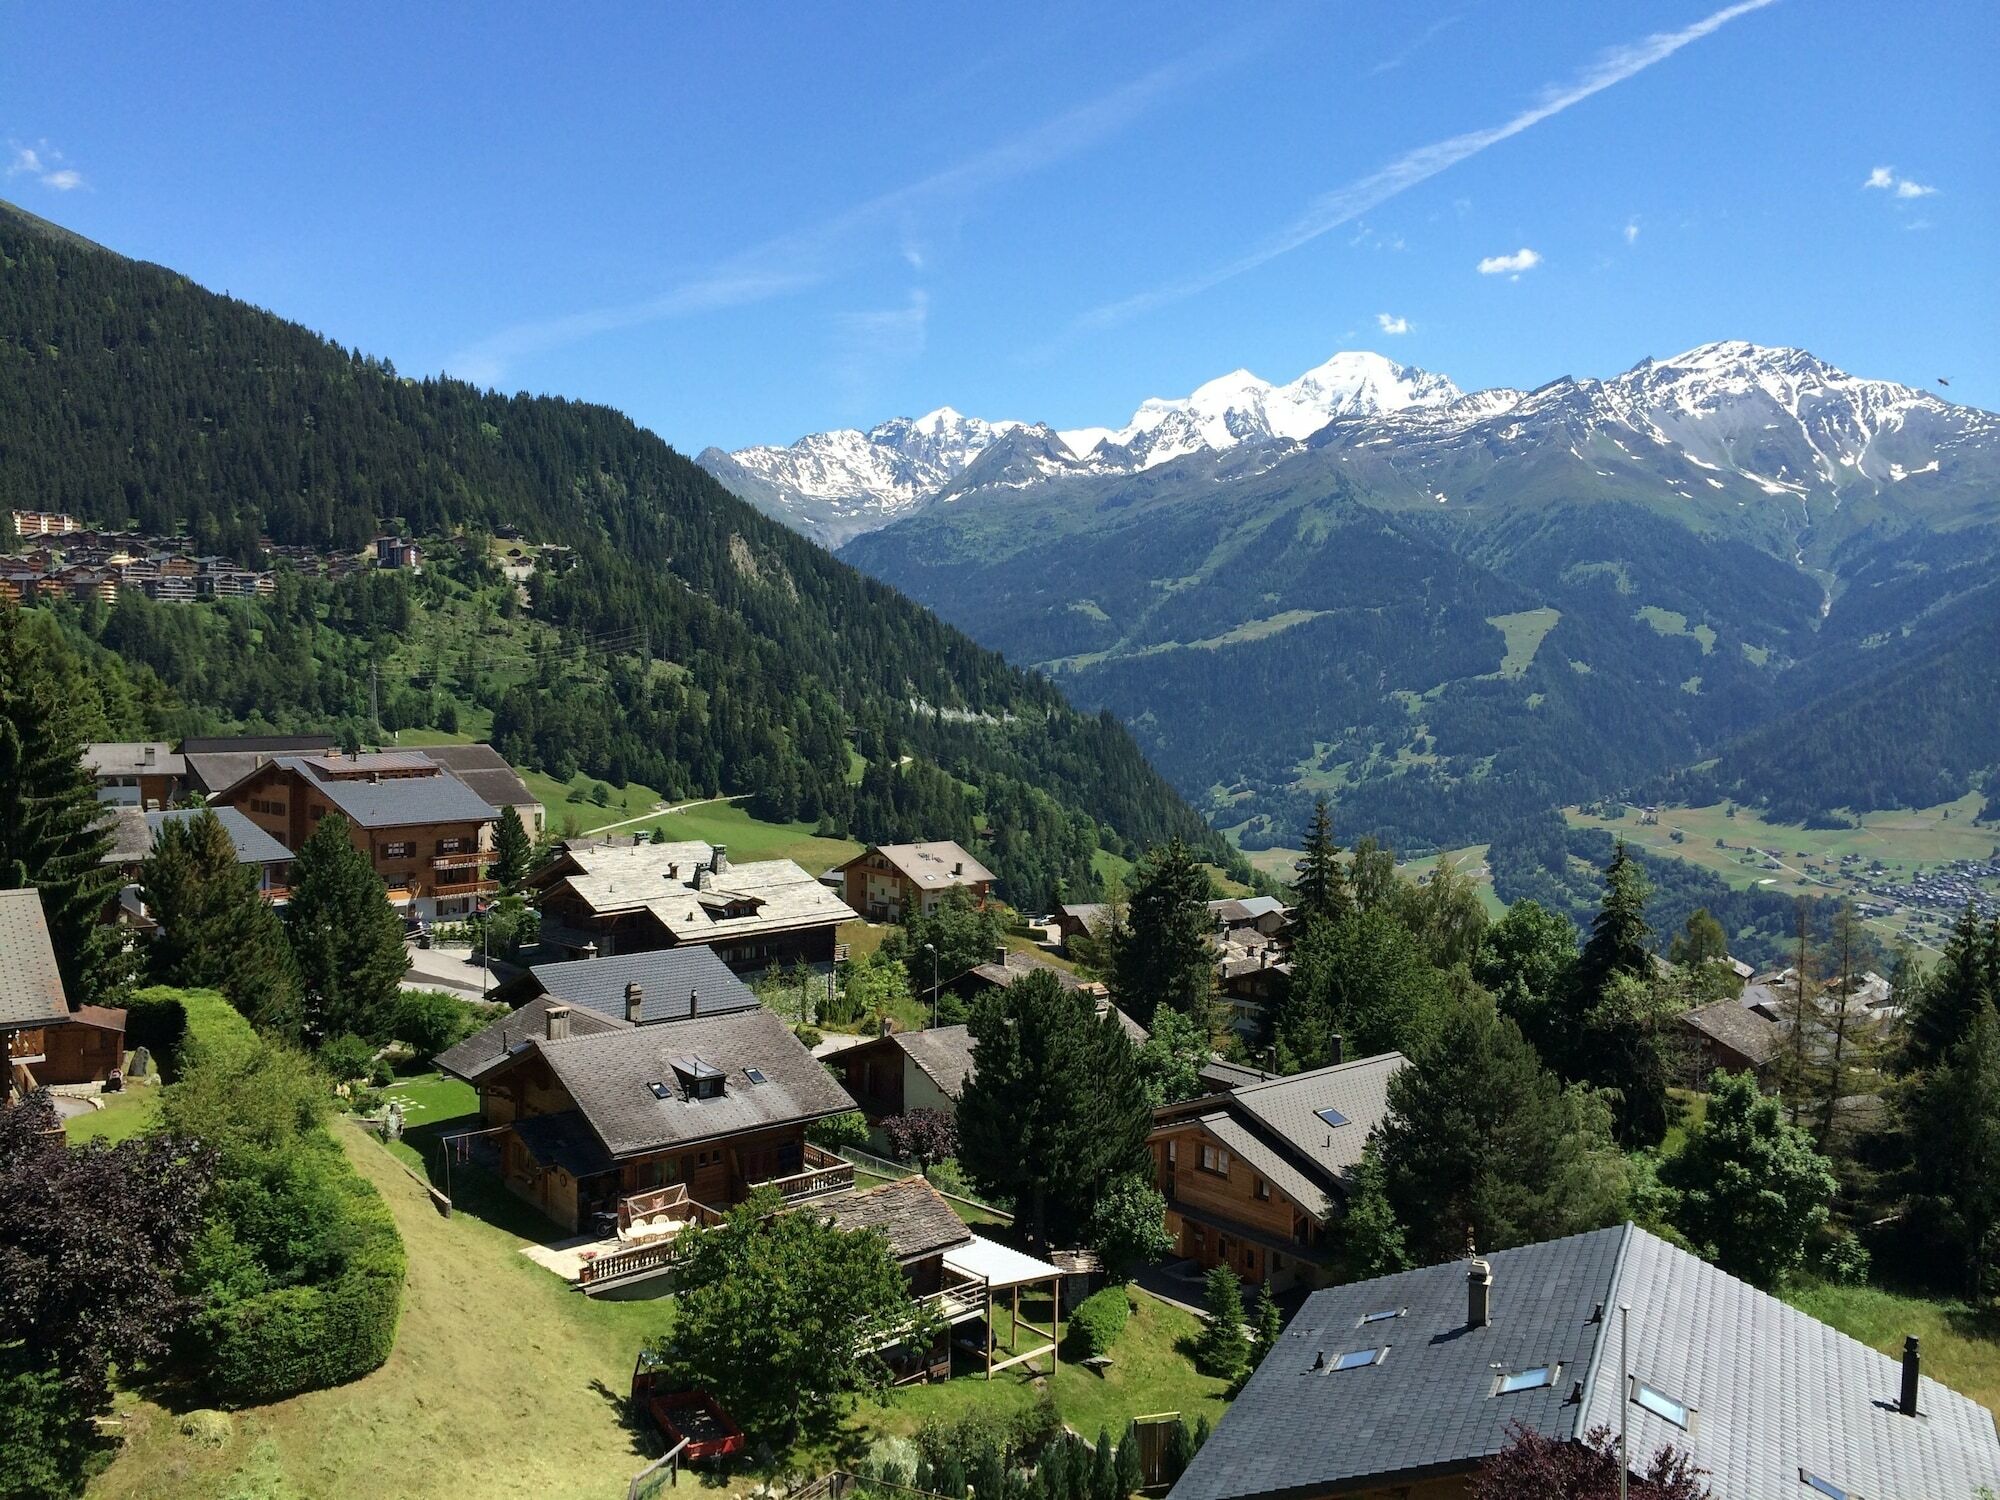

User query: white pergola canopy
[944,1234,1063,1290]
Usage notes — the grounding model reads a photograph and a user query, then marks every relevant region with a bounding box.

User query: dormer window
[671,1055,726,1100]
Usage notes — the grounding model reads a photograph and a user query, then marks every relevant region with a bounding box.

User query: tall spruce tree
[1574,840,1653,999]
[1903,1005,2000,1296]
[1111,838,1216,1027]
[491,804,532,891]
[1903,905,1997,1073]
[0,607,130,1004]
[141,810,302,1035]
[957,969,1150,1243]
[1566,842,1673,1146]
[283,812,408,1041]
[1292,797,1350,926]
[1375,1001,1630,1263]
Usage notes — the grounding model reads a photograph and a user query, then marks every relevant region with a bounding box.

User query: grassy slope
[62,1083,163,1144]
[1787,1282,2000,1418]
[91,1124,668,1500]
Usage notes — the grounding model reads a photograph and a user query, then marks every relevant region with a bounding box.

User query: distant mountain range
[800,341,2000,855]
[697,351,1463,545]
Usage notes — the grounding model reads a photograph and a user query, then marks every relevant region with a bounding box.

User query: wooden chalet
[1149,1050,1405,1292]
[837,841,995,923]
[82,741,187,810]
[527,838,856,972]
[213,749,497,920]
[1,888,127,1097]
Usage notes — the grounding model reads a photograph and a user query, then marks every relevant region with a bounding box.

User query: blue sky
[4,1,1993,451]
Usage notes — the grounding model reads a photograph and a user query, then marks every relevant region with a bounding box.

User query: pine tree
[1161,1419,1194,1484]
[1567,843,1673,1146]
[283,812,409,1042]
[0,607,131,1004]
[1292,797,1350,926]
[1574,840,1654,1001]
[1903,905,1996,1073]
[141,810,301,1035]
[1090,1428,1117,1500]
[1193,1265,1250,1380]
[1376,1002,1630,1263]
[1114,1421,1143,1499]
[1111,839,1217,1028]
[1903,1006,2000,1296]
[1253,1280,1284,1354]
[957,970,1150,1243]
[492,804,532,890]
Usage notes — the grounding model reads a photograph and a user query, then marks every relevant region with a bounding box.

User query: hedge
[200,1156,405,1404]
[1066,1287,1130,1360]
[125,985,262,1079]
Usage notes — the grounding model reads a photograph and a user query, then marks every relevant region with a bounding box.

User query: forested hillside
[0,199,1234,909]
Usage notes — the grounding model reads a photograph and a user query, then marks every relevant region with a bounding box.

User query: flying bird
[1938,377,1951,387]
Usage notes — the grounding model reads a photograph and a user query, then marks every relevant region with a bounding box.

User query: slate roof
[540,840,856,939]
[0,888,70,1030]
[1209,896,1285,924]
[415,743,538,811]
[82,741,185,778]
[1680,998,1783,1067]
[1197,1058,1275,1092]
[894,1025,976,1100]
[263,754,498,829]
[1171,1223,2000,1500]
[963,948,1087,992]
[527,1007,858,1160]
[433,994,625,1082]
[182,735,338,794]
[853,841,996,890]
[822,1175,971,1262]
[521,947,760,1026]
[97,805,294,867]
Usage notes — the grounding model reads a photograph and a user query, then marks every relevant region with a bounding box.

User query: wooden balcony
[432,851,487,872]
[575,1187,727,1294]
[748,1143,854,1203]
[432,877,499,899]
[6,1028,48,1065]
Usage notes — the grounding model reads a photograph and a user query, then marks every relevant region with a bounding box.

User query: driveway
[402,940,518,1000]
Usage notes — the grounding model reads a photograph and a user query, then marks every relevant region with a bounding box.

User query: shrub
[808,1111,870,1152]
[318,1033,376,1082]
[122,988,190,1077]
[1066,1287,1130,1360]
[391,989,485,1063]
[197,1161,404,1404]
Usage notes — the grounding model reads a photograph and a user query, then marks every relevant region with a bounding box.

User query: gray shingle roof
[855,841,996,889]
[822,1175,972,1262]
[82,741,185,778]
[98,805,294,867]
[895,1025,976,1099]
[532,1008,858,1159]
[0,888,69,1030]
[1227,1052,1405,1184]
[1170,1223,2000,1500]
[272,754,498,829]
[433,994,625,1083]
[415,743,538,811]
[526,948,759,1026]
[1680,998,1783,1067]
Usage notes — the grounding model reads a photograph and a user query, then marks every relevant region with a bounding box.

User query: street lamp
[923,941,938,1029]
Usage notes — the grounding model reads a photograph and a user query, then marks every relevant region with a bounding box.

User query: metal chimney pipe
[1467,1256,1491,1328]
[1328,1031,1344,1066]
[1901,1334,1921,1417]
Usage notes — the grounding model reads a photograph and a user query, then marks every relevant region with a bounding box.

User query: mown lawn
[90,1123,676,1500]
[63,1083,164,1145]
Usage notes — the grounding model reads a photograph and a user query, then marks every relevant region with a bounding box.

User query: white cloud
[1375,312,1411,335]
[1477,247,1541,276]
[1865,165,1937,198]
[1624,219,1640,244]
[1069,0,1775,336]
[6,140,85,191]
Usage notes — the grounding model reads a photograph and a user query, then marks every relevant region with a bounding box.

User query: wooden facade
[218,760,494,919]
[838,844,994,924]
[37,1008,127,1086]
[1151,1117,1333,1292]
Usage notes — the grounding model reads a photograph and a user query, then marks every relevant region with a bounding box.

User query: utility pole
[924,942,939,1029]
[369,661,380,744]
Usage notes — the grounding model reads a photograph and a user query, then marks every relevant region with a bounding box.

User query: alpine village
[5,9,2000,1500]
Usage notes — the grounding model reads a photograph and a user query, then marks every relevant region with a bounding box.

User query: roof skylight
[1315,1106,1350,1128]
[1632,1379,1690,1428]
[647,1081,672,1100]
[1800,1471,1860,1500]
[744,1067,767,1084]
[1497,1364,1557,1394]
[1359,1308,1404,1325]
[1330,1347,1385,1371]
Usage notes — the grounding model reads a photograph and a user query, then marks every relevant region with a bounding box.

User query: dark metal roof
[415,743,537,810]
[1170,1223,2000,1500]
[268,754,498,829]
[525,947,759,1026]
[0,888,70,1030]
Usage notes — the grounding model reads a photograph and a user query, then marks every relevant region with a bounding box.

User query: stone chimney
[545,1004,572,1042]
[624,983,644,1024]
[711,844,729,875]
[694,864,711,891]
[1328,1031,1344,1066]
[1901,1334,1921,1417]
[1467,1253,1492,1329]
[143,745,156,765]
[994,944,1009,967]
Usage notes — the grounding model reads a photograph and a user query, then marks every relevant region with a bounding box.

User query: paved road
[401,940,517,1000]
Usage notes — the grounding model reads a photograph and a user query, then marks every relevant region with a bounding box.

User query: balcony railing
[749,1143,855,1203]
[6,1028,48,1063]
[432,878,499,898]
[433,852,486,871]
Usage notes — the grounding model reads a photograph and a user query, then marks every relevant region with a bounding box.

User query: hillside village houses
[838,839,994,921]
[529,836,856,971]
